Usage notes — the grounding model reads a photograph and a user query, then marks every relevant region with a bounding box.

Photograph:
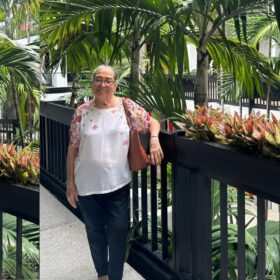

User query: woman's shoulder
[121,97,134,105]
[121,97,142,110]
[75,100,92,115]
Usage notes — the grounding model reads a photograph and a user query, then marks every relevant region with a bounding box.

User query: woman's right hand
[66,182,79,208]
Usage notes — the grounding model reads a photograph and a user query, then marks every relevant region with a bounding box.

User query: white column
[51,64,68,87]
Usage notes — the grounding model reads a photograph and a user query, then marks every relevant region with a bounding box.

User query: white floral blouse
[70,97,151,148]
[69,98,151,195]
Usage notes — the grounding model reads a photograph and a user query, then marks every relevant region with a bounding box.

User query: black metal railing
[182,76,280,111]
[0,119,18,143]
[0,119,39,144]
[0,181,39,279]
[40,102,280,280]
[48,75,280,113]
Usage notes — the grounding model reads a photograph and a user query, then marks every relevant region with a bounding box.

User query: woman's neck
[93,96,119,109]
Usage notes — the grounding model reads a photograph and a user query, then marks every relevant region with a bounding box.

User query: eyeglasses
[93,77,115,86]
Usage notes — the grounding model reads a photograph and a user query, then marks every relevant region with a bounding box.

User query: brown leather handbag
[123,100,150,171]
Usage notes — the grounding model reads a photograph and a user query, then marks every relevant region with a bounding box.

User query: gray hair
[91,64,117,82]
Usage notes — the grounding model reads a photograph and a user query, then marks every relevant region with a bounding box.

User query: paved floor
[40,186,144,280]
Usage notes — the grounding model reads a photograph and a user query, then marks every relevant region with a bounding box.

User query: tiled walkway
[40,186,144,280]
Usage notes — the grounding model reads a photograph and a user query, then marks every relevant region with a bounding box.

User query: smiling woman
[66,64,164,280]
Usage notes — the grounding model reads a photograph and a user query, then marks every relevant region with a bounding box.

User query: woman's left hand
[149,137,164,165]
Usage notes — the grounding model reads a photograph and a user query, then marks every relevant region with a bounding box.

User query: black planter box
[0,180,39,224]
[175,137,280,204]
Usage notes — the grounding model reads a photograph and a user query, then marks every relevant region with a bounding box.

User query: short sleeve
[69,101,92,148]
[123,98,151,133]
[69,109,82,148]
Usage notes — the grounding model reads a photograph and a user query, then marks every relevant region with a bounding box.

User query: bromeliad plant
[176,107,280,160]
[0,144,39,185]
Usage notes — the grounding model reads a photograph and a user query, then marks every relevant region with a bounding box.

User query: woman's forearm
[67,145,78,185]
[148,117,164,164]
[149,117,160,137]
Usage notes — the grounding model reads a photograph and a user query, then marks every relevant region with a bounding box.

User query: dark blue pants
[78,184,130,280]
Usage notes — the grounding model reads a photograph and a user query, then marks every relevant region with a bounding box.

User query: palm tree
[246,13,280,118]
[40,13,118,106]
[0,0,40,145]
[40,0,280,110]
[40,0,159,103]
[274,0,280,30]
[0,33,40,145]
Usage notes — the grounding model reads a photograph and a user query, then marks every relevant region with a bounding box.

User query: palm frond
[2,213,39,279]
[245,15,280,46]
[0,33,41,83]
[120,70,187,120]
[207,37,280,98]
[274,0,280,31]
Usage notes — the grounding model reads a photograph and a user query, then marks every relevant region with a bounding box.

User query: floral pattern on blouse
[69,98,151,148]
[69,101,91,148]
[122,98,151,133]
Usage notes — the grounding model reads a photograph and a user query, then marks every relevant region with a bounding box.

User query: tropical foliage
[211,181,280,279]
[0,34,40,85]
[119,70,187,118]
[2,213,39,279]
[0,144,39,185]
[175,106,280,160]
[273,0,280,31]
[0,33,40,146]
[40,0,280,109]
[0,0,40,146]
[0,0,39,39]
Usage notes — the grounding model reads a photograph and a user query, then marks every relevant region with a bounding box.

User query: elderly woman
[66,65,163,280]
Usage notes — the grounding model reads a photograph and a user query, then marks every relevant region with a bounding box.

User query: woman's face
[91,67,117,99]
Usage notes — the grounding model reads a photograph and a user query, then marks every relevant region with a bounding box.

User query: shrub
[0,144,39,185]
[176,107,280,160]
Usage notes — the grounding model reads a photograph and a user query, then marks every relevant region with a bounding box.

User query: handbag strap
[122,99,134,130]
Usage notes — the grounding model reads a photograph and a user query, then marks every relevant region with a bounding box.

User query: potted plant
[0,144,39,224]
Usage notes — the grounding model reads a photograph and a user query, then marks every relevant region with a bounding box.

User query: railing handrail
[0,119,18,124]
[40,101,74,126]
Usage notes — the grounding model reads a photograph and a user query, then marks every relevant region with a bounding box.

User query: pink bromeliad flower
[20,156,27,166]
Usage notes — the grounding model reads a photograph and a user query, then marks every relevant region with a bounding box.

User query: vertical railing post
[151,164,158,251]
[257,198,266,280]
[191,174,212,280]
[0,212,2,279]
[141,169,148,244]
[13,120,17,143]
[16,218,23,280]
[237,190,246,280]
[173,133,212,279]
[248,98,254,115]
[172,165,193,277]
[132,172,139,233]
[220,183,228,279]
[160,161,168,260]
